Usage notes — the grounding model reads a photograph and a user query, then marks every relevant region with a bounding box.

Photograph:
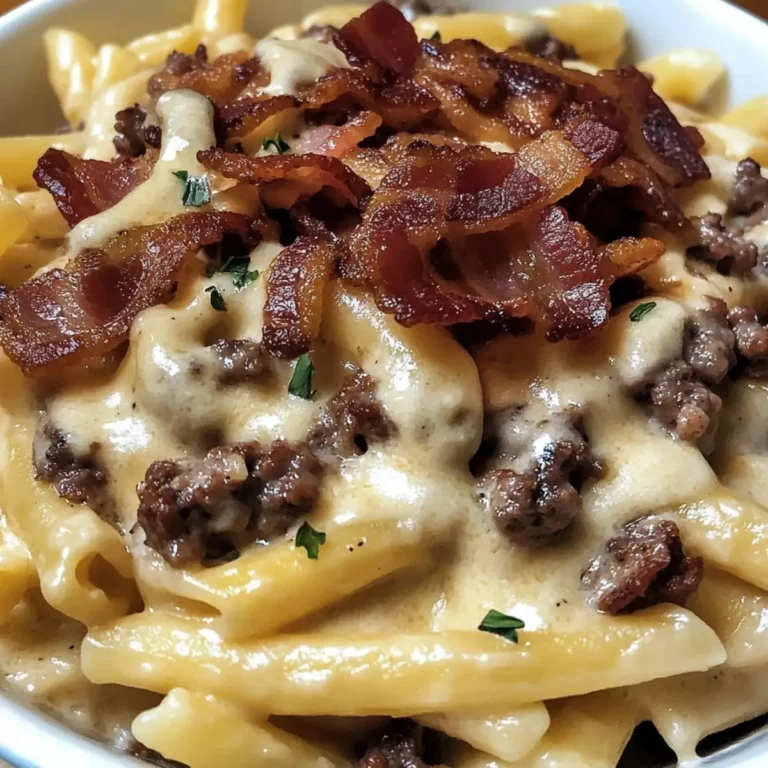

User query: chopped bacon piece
[148,50,254,105]
[262,235,337,359]
[34,148,156,227]
[198,149,370,208]
[291,112,383,158]
[0,212,252,373]
[336,1,421,76]
[341,133,662,338]
[609,67,710,187]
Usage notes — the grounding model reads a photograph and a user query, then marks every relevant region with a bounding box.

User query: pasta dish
[2,0,768,765]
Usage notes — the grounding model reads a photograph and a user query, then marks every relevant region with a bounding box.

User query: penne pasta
[448,690,640,768]
[132,689,351,768]
[0,510,36,623]
[0,131,85,190]
[127,25,201,67]
[0,360,137,626]
[42,28,96,125]
[416,705,551,763]
[639,50,725,107]
[687,568,768,668]
[193,0,249,37]
[137,518,430,640]
[82,607,725,715]
[674,488,768,592]
[92,44,140,97]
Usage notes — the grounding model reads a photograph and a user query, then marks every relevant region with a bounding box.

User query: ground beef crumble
[33,419,111,518]
[581,517,703,614]
[689,212,758,276]
[137,440,323,566]
[309,370,395,464]
[647,360,722,442]
[683,298,736,385]
[136,370,393,566]
[687,158,768,274]
[208,339,269,384]
[113,105,162,158]
[476,405,602,545]
[729,157,768,226]
[357,720,446,768]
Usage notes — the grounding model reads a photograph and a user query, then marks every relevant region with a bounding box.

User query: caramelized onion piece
[262,234,337,359]
[0,212,252,373]
[34,148,156,227]
[198,149,370,208]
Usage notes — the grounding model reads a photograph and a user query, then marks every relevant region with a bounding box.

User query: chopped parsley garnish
[172,170,211,207]
[478,609,525,643]
[430,29,442,41]
[219,255,259,290]
[629,301,657,322]
[295,521,326,559]
[262,132,291,154]
[205,285,227,312]
[288,353,315,399]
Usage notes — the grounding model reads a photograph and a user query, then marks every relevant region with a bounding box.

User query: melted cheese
[254,38,350,97]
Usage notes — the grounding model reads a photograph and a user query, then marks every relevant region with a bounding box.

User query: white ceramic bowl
[0,0,768,766]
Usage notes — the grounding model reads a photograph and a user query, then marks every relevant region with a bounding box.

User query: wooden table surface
[0,0,766,19]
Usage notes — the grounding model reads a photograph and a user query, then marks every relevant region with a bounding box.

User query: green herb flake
[205,285,227,312]
[295,521,326,559]
[219,255,259,290]
[262,132,291,154]
[288,353,315,399]
[629,301,657,323]
[173,170,211,207]
[478,609,525,643]
[430,29,442,40]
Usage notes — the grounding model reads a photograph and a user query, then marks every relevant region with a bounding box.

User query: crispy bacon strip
[0,212,251,373]
[198,149,370,208]
[262,235,337,358]
[336,1,421,76]
[34,148,156,227]
[291,112,383,157]
[148,49,254,105]
[341,134,662,337]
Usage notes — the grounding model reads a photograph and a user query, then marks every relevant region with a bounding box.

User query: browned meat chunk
[581,517,703,614]
[525,34,577,61]
[113,105,162,158]
[683,298,735,384]
[209,339,268,384]
[310,370,395,463]
[478,406,602,545]
[728,306,768,359]
[137,440,323,566]
[358,720,445,768]
[136,370,392,566]
[165,43,208,76]
[648,360,721,442]
[33,419,110,516]
[689,212,758,276]
[729,157,768,225]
